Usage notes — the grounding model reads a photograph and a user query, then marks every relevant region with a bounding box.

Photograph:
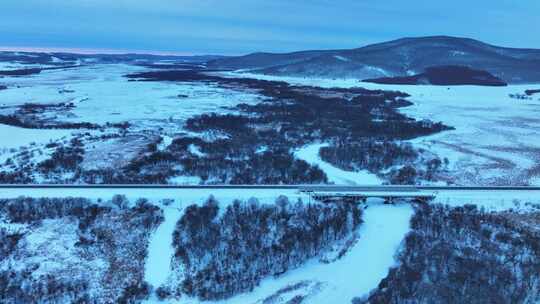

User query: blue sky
[1,0,539,55]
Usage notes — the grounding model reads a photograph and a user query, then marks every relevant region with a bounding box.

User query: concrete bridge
[298,185,436,203]
[298,185,540,203]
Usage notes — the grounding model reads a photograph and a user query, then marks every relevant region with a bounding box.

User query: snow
[165,201,413,304]
[145,202,184,289]
[0,217,28,234]
[158,135,174,151]
[394,84,540,185]
[295,143,382,185]
[1,217,107,282]
[361,65,391,77]
[188,144,205,157]
[168,175,203,185]
[1,186,539,213]
[431,190,540,212]
[333,55,350,62]
[255,145,268,154]
[450,50,467,56]
[0,124,73,150]
[0,124,74,163]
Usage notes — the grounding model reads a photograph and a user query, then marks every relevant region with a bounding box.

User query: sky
[1,0,539,55]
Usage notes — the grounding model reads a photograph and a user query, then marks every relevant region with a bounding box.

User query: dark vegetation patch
[136,63,206,70]
[0,102,98,129]
[0,68,42,76]
[0,196,163,304]
[58,88,75,94]
[78,133,323,184]
[0,65,81,77]
[261,281,314,304]
[357,204,540,304]
[0,228,23,259]
[0,171,33,184]
[363,65,508,86]
[166,196,362,300]
[0,85,7,90]
[38,137,85,174]
[509,93,533,101]
[525,89,540,96]
[0,52,80,65]
[319,140,418,173]
[0,114,100,129]
[320,141,447,184]
[0,102,130,130]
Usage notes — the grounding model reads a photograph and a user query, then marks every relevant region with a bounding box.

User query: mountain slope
[207,36,540,84]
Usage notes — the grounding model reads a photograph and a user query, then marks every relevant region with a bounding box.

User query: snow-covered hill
[208,36,540,84]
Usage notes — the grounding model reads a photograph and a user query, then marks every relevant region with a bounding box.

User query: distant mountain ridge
[207,36,540,84]
[0,51,227,66]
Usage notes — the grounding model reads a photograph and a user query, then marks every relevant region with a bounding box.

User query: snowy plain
[0,64,265,171]
[0,124,74,163]
[4,64,540,186]
[0,64,264,128]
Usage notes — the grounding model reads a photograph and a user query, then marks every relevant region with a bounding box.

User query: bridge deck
[0,185,539,202]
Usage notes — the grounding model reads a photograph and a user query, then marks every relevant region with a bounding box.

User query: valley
[3,48,539,186]
[2,34,540,303]
[0,60,450,185]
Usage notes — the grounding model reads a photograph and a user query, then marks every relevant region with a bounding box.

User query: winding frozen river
[295,143,382,185]
[144,204,184,290]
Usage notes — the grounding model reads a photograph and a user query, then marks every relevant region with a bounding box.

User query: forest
[162,196,362,300]
[357,203,540,304]
[0,196,163,303]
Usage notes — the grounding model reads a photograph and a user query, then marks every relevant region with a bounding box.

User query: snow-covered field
[227,72,540,186]
[0,124,72,150]
[0,124,74,163]
[0,64,264,128]
[396,85,540,186]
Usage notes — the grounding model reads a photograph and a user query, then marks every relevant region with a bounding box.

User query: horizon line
[1,35,534,57]
[0,46,228,57]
